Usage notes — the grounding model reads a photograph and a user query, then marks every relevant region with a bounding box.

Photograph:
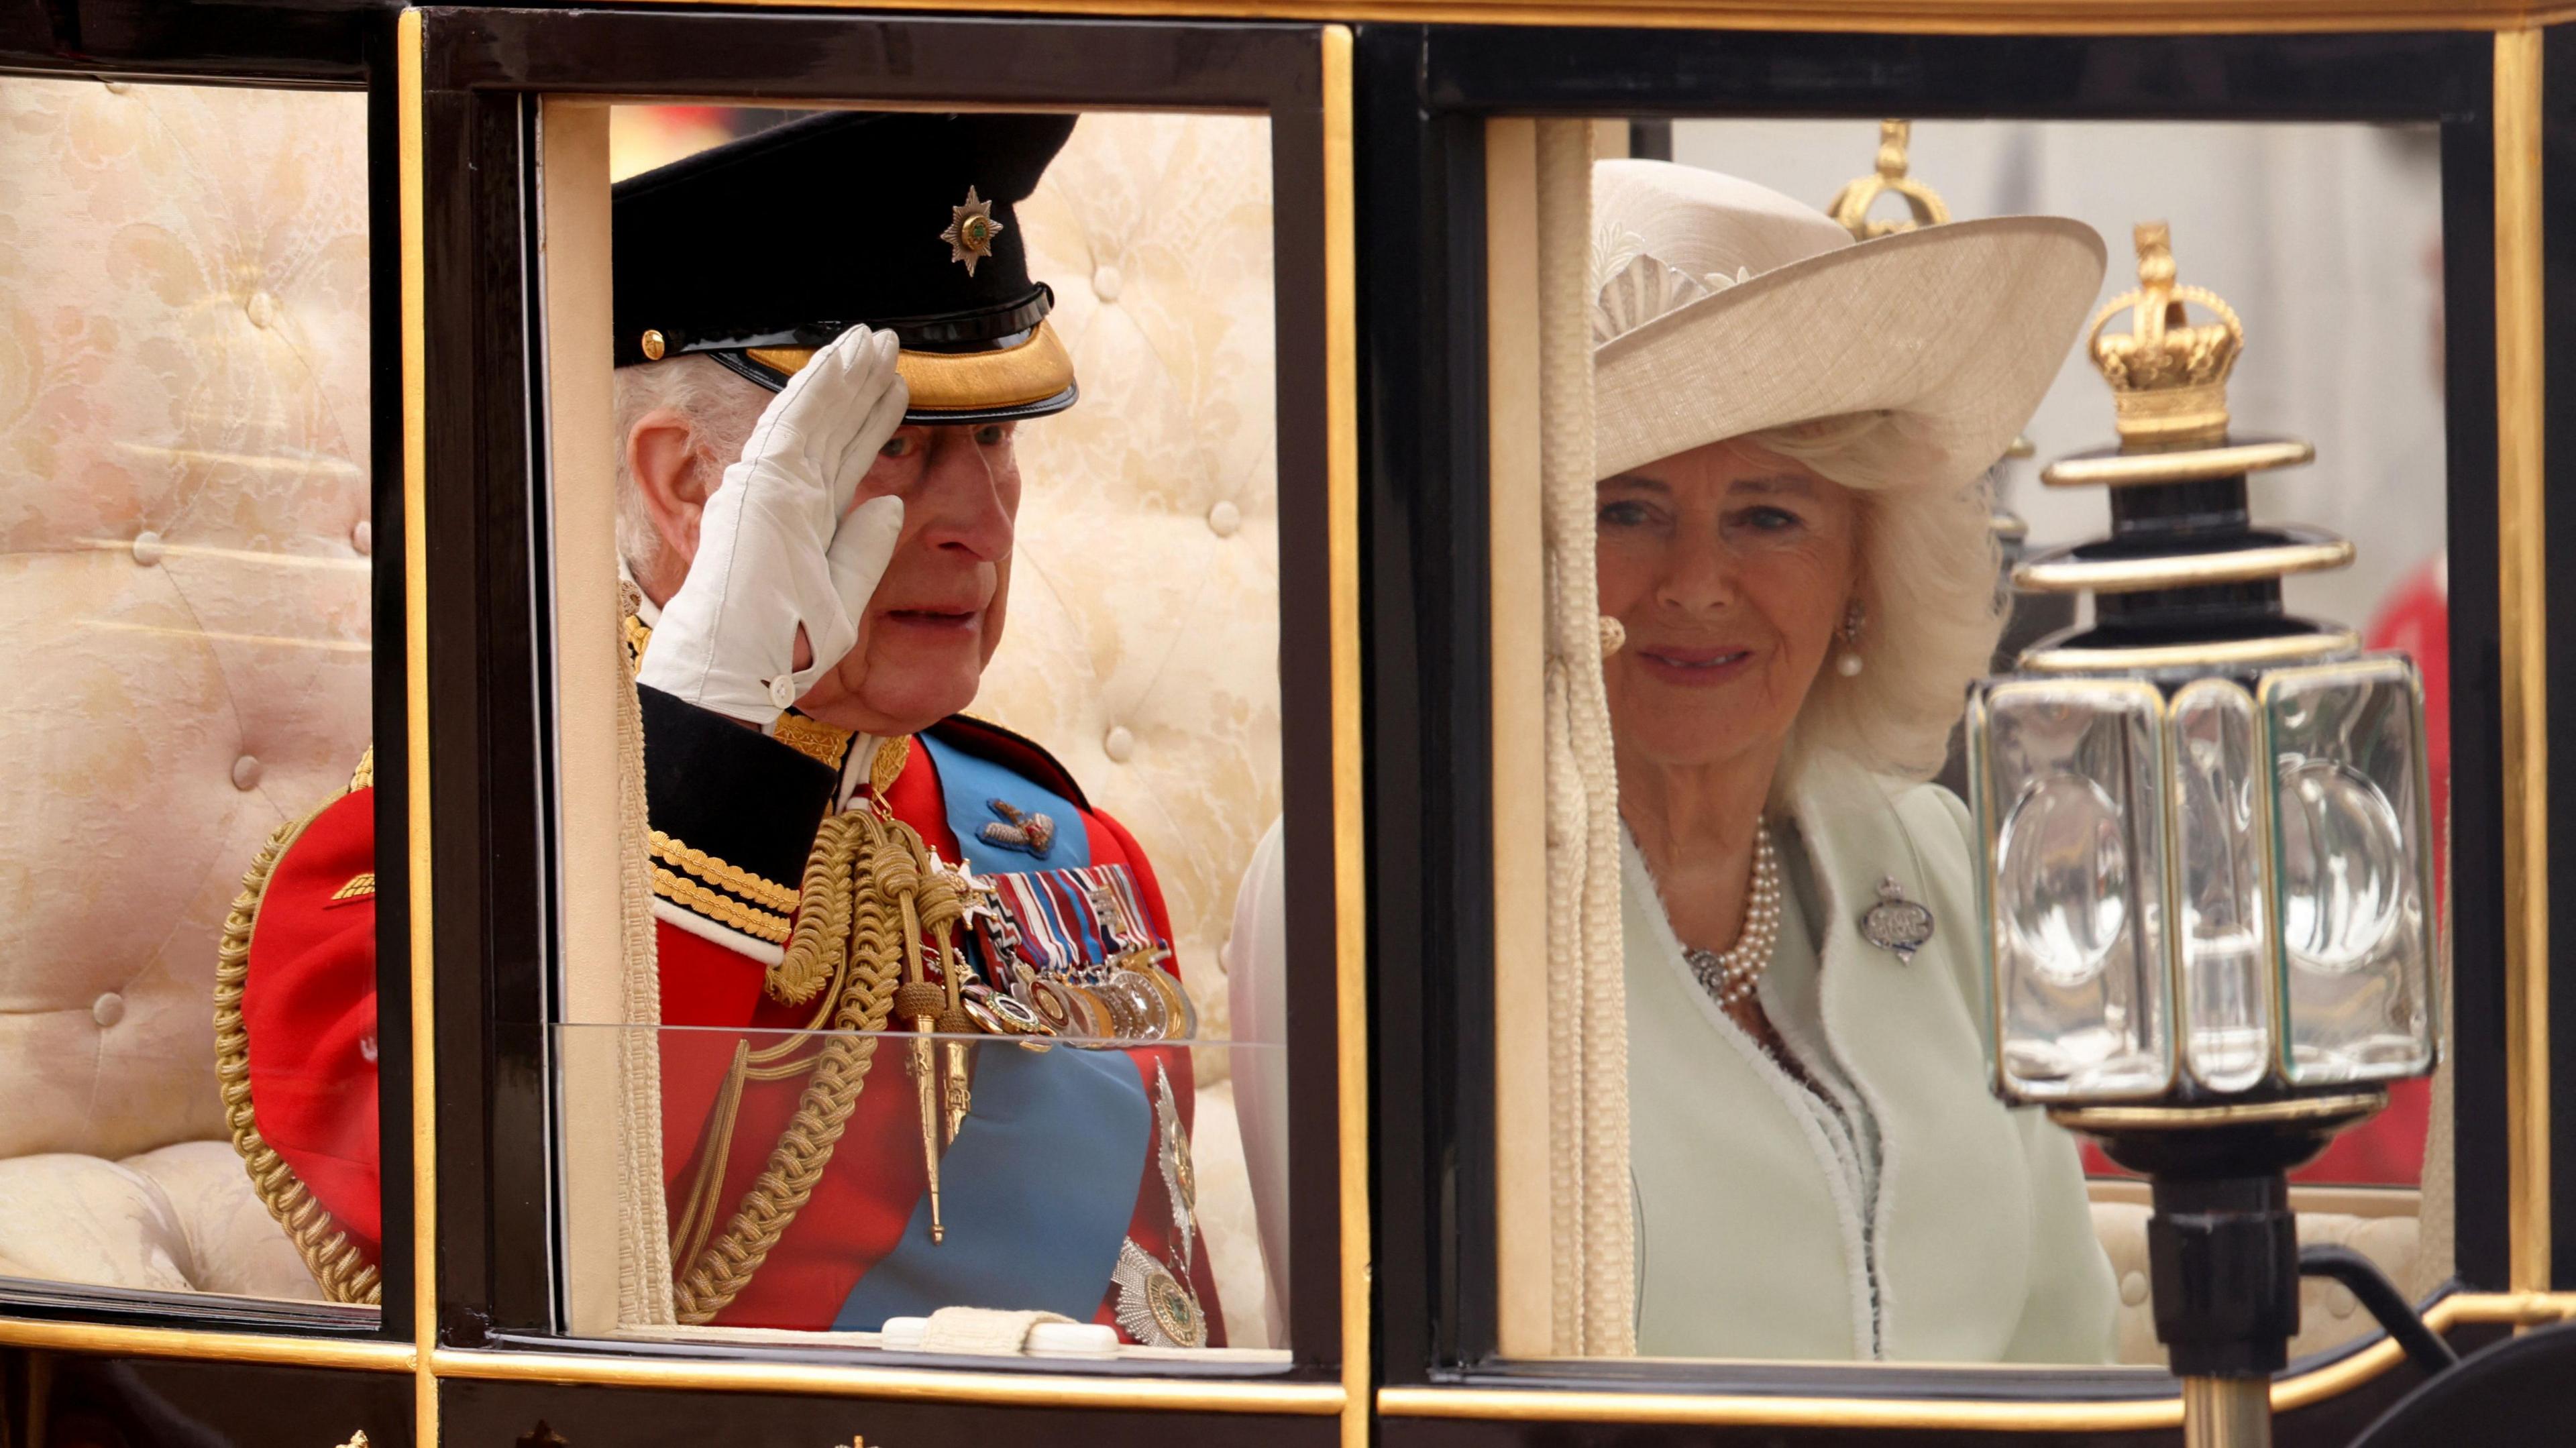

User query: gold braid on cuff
[214,780,384,1306]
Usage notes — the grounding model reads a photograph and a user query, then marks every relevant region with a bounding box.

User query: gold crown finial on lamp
[1827,119,1952,241]
[2086,222,2247,448]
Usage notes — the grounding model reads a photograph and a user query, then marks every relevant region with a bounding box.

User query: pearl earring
[1837,601,1866,677]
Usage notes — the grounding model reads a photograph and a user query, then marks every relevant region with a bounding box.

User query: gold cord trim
[650,866,794,944]
[773,712,856,770]
[214,789,384,1306]
[869,736,911,802]
[671,810,965,1323]
[347,747,374,793]
[648,830,800,912]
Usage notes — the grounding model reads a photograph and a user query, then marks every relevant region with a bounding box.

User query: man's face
[792,419,1022,736]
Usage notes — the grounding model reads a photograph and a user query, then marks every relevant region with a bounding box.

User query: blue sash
[920,734,1089,878]
[831,1042,1150,1329]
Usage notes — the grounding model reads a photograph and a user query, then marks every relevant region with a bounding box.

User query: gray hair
[611,355,771,581]
[1737,410,2006,791]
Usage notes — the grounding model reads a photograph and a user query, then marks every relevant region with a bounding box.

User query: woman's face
[1597,437,1863,773]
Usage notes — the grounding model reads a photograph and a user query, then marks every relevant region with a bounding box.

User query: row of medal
[941,860,1199,1046]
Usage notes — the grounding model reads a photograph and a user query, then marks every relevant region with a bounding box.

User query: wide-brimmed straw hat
[1591,160,2106,482]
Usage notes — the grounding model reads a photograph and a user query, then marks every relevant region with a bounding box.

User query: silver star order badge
[940,186,1004,276]
[1112,1237,1207,1348]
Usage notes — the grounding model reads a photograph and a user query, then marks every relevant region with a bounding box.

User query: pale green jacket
[1625,754,2121,1364]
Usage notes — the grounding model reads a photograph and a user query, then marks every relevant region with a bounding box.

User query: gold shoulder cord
[213,748,384,1306]
[669,803,965,1324]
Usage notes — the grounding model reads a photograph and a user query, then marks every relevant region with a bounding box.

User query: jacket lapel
[1789,759,2037,1363]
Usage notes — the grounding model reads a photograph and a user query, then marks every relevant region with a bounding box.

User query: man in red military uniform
[227,111,1219,1345]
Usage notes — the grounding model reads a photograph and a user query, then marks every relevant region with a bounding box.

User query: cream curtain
[1536,118,1636,1356]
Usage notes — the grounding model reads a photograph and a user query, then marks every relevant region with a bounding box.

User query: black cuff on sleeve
[639,685,837,891]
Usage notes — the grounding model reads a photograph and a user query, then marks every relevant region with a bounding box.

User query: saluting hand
[639,325,909,725]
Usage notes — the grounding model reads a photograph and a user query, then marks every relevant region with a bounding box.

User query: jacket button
[768,677,797,709]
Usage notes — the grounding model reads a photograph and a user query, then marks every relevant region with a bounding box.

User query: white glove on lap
[639,325,909,725]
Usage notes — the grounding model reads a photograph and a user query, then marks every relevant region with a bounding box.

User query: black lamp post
[1966,225,2443,1447]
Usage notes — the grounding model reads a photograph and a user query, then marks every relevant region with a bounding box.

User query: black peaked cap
[612,111,1078,372]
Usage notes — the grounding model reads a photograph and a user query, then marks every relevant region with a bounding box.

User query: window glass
[0,76,376,1314]
[548,103,1291,1358]
[1497,116,2447,1368]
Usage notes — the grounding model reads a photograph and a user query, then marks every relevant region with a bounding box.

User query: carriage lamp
[1965,225,2441,1448]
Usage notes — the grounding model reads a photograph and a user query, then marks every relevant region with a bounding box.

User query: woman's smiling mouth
[1634,645,1754,687]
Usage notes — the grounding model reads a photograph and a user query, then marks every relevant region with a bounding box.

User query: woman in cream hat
[1596,160,2120,1363]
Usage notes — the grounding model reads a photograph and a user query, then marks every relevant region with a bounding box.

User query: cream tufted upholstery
[0,76,372,1300]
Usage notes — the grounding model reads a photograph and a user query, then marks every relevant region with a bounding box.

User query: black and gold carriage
[0,0,2567,1444]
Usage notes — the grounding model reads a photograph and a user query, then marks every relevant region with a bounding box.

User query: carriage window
[1494,116,2449,1366]
[543,101,1294,1357]
[0,75,378,1316]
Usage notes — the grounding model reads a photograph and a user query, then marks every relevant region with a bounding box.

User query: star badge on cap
[941,186,1006,276]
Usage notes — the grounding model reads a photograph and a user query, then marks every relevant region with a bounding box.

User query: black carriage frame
[1355,19,2575,1444]
[407,2,1351,1382]
[7,3,2576,1445]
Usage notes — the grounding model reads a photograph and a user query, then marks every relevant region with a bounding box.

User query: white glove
[639,325,910,724]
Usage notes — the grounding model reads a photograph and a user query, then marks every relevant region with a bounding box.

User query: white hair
[1734,410,2006,791]
[611,355,771,581]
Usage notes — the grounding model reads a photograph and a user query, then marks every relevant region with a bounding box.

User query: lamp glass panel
[2262,657,2438,1084]
[2171,679,2275,1093]
[1975,679,2173,1101]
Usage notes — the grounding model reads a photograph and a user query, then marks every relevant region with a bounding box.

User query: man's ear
[627,408,715,571]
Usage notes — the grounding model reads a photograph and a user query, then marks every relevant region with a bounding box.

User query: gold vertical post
[2495,25,2551,1296]
[1320,25,1371,1448]
[397,9,441,1445]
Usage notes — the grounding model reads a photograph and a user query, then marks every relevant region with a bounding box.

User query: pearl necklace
[1683,824,1781,1011]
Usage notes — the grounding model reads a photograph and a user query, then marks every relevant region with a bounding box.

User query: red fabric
[240,789,383,1256]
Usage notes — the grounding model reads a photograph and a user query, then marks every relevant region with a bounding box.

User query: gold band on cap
[745,321,1074,414]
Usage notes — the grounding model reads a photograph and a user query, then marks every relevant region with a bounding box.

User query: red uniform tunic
[238,687,1220,1340]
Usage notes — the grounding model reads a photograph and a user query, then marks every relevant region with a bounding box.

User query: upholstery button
[91,993,125,1027]
[1092,266,1122,302]
[246,290,279,329]
[103,80,131,95]
[131,530,165,566]
[2327,1285,2358,1319]
[1104,725,1136,763]
[232,754,263,791]
[2118,1270,2149,1307]
[1207,500,1241,537]
[352,519,372,556]
[768,677,797,709]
